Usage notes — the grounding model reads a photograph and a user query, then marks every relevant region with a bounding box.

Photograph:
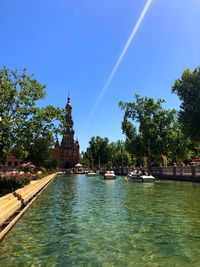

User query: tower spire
[55,95,80,168]
[67,92,70,103]
[66,92,72,109]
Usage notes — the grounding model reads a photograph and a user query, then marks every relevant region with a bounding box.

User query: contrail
[82,0,153,132]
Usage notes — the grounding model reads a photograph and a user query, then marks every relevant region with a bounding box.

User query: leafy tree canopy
[81,137,132,168]
[0,67,64,165]
[84,136,111,167]
[119,94,178,163]
[109,140,132,166]
[172,67,200,142]
[25,135,58,168]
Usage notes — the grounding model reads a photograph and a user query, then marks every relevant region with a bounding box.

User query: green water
[0,175,200,267]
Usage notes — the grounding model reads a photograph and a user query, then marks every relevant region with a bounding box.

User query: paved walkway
[0,174,56,227]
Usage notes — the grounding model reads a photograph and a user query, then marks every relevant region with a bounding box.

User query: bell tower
[55,95,80,168]
[62,95,74,146]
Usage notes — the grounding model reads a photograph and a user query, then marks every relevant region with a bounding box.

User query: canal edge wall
[0,173,57,241]
[153,175,200,182]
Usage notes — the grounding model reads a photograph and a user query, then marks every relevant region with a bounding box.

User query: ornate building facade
[55,96,80,168]
[6,154,23,168]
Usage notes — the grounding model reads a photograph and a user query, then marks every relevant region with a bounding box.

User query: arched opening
[65,162,71,169]
[8,161,12,167]
[14,161,18,167]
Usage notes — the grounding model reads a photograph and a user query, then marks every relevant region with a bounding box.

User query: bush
[0,174,30,196]
[19,162,36,173]
[0,169,56,197]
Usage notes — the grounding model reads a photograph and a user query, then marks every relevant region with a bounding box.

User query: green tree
[169,125,193,164]
[0,67,64,165]
[84,136,111,167]
[110,140,132,166]
[172,67,200,142]
[119,94,177,165]
[25,135,58,168]
[82,137,132,168]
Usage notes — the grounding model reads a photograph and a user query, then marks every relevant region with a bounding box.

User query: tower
[55,95,80,168]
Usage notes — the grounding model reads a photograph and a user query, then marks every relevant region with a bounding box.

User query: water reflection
[0,175,200,266]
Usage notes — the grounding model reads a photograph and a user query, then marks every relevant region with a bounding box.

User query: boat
[128,173,155,183]
[104,170,116,180]
[57,171,65,175]
[74,163,85,174]
[86,171,98,177]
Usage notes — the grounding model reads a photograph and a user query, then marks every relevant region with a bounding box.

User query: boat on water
[74,163,85,174]
[104,170,116,180]
[86,171,99,177]
[127,173,155,183]
[57,171,64,175]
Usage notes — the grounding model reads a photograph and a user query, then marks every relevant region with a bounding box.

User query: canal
[0,175,200,266]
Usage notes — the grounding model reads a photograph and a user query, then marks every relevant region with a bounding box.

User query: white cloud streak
[82,0,153,132]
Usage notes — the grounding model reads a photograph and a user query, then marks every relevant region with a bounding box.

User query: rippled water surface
[1,175,200,266]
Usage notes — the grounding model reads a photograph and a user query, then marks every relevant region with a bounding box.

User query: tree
[81,137,132,168]
[172,67,200,142]
[0,67,64,165]
[119,94,177,165]
[82,136,111,167]
[110,140,132,166]
[169,124,193,164]
[25,135,58,168]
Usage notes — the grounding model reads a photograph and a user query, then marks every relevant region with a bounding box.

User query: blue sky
[1,0,200,152]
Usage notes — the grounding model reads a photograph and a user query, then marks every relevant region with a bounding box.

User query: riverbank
[0,173,56,241]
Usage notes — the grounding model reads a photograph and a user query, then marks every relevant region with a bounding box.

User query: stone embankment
[0,173,56,241]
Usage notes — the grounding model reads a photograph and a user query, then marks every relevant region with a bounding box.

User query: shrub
[0,169,56,197]
[20,162,36,173]
[0,174,30,196]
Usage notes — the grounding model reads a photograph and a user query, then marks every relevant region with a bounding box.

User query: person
[146,169,151,176]
[136,169,141,176]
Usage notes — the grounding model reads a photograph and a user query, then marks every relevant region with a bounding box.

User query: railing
[3,165,199,180]
[99,165,200,178]
[151,165,200,178]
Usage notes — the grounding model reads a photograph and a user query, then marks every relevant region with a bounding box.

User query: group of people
[129,168,151,177]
